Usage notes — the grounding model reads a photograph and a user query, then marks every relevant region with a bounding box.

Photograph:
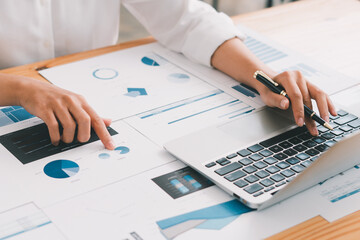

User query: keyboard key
[224,170,246,181]
[329,122,338,129]
[264,157,277,165]
[216,158,228,165]
[255,170,270,178]
[317,125,330,133]
[219,160,230,166]
[334,136,343,142]
[291,165,306,173]
[296,152,310,160]
[275,181,286,187]
[269,145,283,153]
[349,119,360,128]
[286,157,300,165]
[266,166,280,174]
[310,156,319,162]
[325,140,337,148]
[321,132,335,140]
[234,179,248,188]
[279,141,293,149]
[253,191,264,197]
[243,166,257,174]
[274,153,288,160]
[289,137,302,145]
[337,110,348,116]
[244,183,263,194]
[215,162,242,176]
[249,154,263,161]
[260,179,274,187]
[276,162,290,169]
[313,137,326,144]
[247,144,264,153]
[303,140,317,148]
[301,160,312,168]
[298,132,312,141]
[259,149,273,157]
[293,144,308,152]
[226,153,238,159]
[305,148,320,156]
[315,144,329,152]
[264,186,275,192]
[334,114,358,125]
[254,161,268,169]
[245,175,259,183]
[259,127,307,147]
[205,162,216,168]
[283,149,298,156]
[281,169,295,178]
[237,149,251,157]
[270,174,285,182]
[239,158,253,166]
[340,125,353,132]
[331,129,344,136]
[330,115,340,120]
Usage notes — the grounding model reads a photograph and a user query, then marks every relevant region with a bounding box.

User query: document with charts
[0,23,359,240]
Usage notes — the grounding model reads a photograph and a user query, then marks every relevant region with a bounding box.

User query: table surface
[1,0,360,239]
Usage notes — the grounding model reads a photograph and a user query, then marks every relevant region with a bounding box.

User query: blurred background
[118,0,297,43]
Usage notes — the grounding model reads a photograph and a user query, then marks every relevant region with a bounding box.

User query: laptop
[164,107,360,209]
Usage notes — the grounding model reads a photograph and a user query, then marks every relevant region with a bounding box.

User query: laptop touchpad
[218,108,294,146]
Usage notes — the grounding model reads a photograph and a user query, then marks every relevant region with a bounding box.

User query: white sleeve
[122,0,245,67]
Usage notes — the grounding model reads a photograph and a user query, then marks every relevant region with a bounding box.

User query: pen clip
[254,70,279,87]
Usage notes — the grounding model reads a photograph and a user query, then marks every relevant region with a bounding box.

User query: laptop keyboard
[205,110,360,198]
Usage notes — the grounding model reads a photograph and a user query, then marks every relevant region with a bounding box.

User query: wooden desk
[1,0,360,239]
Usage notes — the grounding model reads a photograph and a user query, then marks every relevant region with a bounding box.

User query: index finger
[83,104,115,150]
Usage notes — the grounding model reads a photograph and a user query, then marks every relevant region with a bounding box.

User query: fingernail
[325,115,330,123]
[280,99,287,109]
[297,117,304,126]
[312,128,319,136]
[108,140,115,150]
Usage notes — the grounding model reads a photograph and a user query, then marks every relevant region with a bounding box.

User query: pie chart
[168,73,190,83]
[115,146,130,154]
[44,160,80,179]
[93,68,118,80]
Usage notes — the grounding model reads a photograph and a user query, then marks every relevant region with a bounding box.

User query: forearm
[211,38,276,93]
[0,73,26,106]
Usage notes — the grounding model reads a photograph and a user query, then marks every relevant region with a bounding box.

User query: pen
[253,70,333,131]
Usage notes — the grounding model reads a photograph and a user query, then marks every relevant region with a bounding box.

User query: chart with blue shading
[157,200,253,239]
[152,166,214,199]
[167,73,190,83]
[115,146,130,154]
[0,106,34,127]
[43,160,80,179]
[232,84,259,98]
[124,88,148,97]
[244,36,287,64]
[92,68,118,80]
[141,56,160,66]
[98,153,111,159]
[320,166,360,203]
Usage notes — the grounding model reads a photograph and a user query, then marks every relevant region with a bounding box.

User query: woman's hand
[256,70,337,136]
[12,75,115,149]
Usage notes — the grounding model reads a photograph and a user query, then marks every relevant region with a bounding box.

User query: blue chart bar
[170,179,190,194]
[283,63,318,77]
[0,106,34,127]
[244,36,287,63]
[331,188,360,203]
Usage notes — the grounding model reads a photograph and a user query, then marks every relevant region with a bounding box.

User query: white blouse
[0,0,244,69]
